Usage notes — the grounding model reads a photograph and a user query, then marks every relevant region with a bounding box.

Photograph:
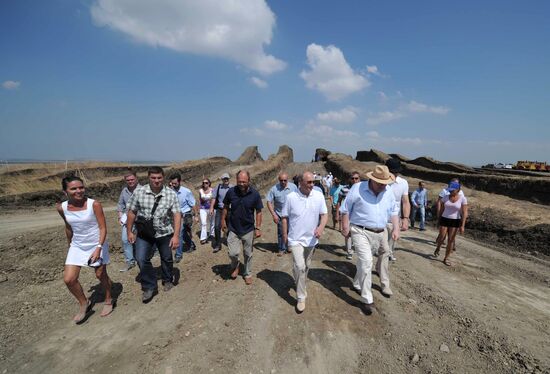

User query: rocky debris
[439,343,450,353]
[410,353,420,364]
[235,146,264,164]
[356,149,391,163]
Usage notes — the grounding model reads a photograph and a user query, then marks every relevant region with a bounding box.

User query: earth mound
[356,149,391,163]
[408,156,474,173]
[235,146,264,164]
[314,148,331,162]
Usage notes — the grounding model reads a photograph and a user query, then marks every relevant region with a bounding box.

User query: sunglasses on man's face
[352,177,360,180]
[279,179,287,182]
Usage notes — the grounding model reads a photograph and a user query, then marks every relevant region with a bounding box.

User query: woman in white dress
[198,178,215,244]
[56,175,113,323]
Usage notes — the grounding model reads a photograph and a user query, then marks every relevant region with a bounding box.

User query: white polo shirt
[281,189,327,247]
[390,175,409,211]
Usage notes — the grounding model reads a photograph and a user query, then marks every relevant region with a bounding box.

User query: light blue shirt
[411,188,428,207]
[329,184,343,207]
[266,182,298,216]
[175,186,196,214]
[339,181,398,229]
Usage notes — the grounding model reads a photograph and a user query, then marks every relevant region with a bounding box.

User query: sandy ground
[1,194,549,373]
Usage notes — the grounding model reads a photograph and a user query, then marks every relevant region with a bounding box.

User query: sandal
[443,259,452,267]
[100,300,114,317]
[433,249,440,257]
[73,299,92,323]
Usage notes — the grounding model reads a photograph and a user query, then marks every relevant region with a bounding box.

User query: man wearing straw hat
[340,165,400,315]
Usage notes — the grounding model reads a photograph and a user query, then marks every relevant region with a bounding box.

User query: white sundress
[63,198,110,267]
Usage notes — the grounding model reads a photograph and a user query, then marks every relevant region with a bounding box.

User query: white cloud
[406,100,450,115]
[377,91,388,101]
[366,131,380,138]
[300,44,369,101]
[366,100,450,125]
[366,110,406,125]
[240,127,265,136]
[91,0,286,75]
[316,106,358,124]
[366,65,387,78]
[249,76,268,89]
[264,120,289,130]
[304,123,357,138]
[2,80,20,90]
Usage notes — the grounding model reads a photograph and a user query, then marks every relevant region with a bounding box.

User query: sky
[1,0,549,166]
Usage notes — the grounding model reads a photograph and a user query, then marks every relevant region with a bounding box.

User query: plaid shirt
[128,184,179,238]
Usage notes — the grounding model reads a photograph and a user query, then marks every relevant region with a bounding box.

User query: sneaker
[277,252,284,257]
[346,254,353,260]
[381,286,393,297]
[119,262,136,272]
[212,247,221,253]
[389,255,397,262]
[175,257,182,263]
[142,289,157,303]
[296,300,306,313]
[419,228,426,231]
[163,282,174,292]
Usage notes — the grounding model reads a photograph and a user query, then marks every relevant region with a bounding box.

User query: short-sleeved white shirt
[390,176,409,211]
[281,189,327,247]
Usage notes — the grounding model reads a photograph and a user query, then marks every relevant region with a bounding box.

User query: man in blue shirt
[410,181,428,230]
[221,170,263,285]
[340,165,399,315]
[266,172,298,256]
[170,173,199,263]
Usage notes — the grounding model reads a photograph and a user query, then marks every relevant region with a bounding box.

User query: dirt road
[1,196,549,373]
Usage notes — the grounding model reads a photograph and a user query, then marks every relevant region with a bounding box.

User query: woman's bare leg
[95,265,113,317]
[63,265,88,321]
[434,226,447,256]
[443,227,458,265]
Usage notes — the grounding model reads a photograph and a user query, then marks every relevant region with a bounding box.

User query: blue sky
[1,0,549,165]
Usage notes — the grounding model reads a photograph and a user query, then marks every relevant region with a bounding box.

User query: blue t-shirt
[329,185,343,207]
[223,186,264,236]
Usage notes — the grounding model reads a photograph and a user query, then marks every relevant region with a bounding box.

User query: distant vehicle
[494,163,505,169]
[514,160,549,172]
[504,164,513,169]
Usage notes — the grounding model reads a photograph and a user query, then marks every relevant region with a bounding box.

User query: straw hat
[366,165,395,185]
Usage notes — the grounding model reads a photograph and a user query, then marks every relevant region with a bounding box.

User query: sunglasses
[352,177,360,180]
[279,179,287,182]
[202,181,210,184]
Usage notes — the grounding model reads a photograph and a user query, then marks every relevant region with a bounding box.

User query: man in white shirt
[340,165,400,315]
[384,158,410,262]
[281,171,328,313]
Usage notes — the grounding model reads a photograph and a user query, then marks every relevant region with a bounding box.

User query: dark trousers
[213,208,223,248]
[135,235,173,291]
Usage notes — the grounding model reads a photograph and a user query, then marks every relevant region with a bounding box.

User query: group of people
[57,160,468,322]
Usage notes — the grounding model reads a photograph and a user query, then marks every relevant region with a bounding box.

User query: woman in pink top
[434,181,469,266]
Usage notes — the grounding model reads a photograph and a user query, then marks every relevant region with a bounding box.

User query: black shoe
[213,247,221,253]
[163,282,174,292]
[361,302,375,316]
[175,256,182,263]
[142,289,157,303]
[351,286,361,295]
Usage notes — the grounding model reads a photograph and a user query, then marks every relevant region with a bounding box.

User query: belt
[352,224,385,233]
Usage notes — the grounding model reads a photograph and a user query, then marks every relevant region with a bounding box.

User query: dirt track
[1,195,549,373]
